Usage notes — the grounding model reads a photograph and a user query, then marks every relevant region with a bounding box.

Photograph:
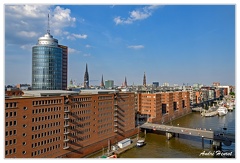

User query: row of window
[73,122,90,128]
[32,136,61,148]
[98,122,113,129]
[5,148,16,156]
[5,139,17,146]
[98,96,113,100]
[98,107,112,112]
[72,103,91,109]
[73,116,90,122]
[31,144,61,157]
[5,130,17,137]
[98,101,112,106]
[32,106,61,114]
[72,97,92,102]
[5,111,17,118]
[5,121,17,127]
[32,122,61,131]
[71,110,91,116]
[32,129,61,140]
[32,99,62,106]
[32,114,61,122]
[5,102,17,108]
[98,128,112,135]
[98,112,112,117]
[98,117,113,123]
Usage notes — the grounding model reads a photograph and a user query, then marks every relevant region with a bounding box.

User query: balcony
[114,102,118,105]
[64,124,70,127]
[63,146,69,150]
[114,113,118,117]
[114,129,118,133]
[114,124,118,127]
[114,118,118,122]
[64,109,70,113]
[63,131,69,135]
[64,116,70,120]
[114,107,118,111]
[64,139,69,142]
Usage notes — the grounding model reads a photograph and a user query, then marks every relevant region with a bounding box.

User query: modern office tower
[105,80,114,89]
[84,64,89,88]
[32,18,68,90]
[5,90,136,158]
[143,72,146,87]
[32,18,67,90]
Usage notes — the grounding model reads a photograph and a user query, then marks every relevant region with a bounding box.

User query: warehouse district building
[5,90,191,158]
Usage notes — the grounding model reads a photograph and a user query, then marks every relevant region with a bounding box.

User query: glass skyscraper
[32,31,67,90]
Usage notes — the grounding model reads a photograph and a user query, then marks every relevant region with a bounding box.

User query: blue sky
[4,4,235,86]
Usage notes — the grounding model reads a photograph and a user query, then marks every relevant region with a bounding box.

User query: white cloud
[17,31,39,38]
[5,5,77,46]
[83,53,91,57]
[67,33,88,40]
[68,48,81,54]
[85,44,93,48]
[128,45,144,49]
[72,34,87,39]
[20,44,34,50]
[114,5,160,25]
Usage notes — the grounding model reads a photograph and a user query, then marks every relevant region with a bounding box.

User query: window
[22,151,26,155]
[23,124,27,128]
[23,107,27,110]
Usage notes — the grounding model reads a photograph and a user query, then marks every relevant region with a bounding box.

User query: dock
[114,137,138,155]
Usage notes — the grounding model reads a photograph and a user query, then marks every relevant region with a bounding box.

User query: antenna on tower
[47,14,50,34]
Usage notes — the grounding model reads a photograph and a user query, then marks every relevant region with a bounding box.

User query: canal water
[119,110,235,158]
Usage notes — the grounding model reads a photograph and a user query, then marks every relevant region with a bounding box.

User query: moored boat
[136,139,146,147]
[217,106,228,116]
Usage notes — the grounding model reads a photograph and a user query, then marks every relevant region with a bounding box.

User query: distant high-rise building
[100,74,104,87]
[152,82,159,88]
[105,80,114,89]
[32,15,67,90]
[143,72,146,87]
[84,64,89,88]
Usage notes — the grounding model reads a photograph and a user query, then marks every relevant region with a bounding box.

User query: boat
[217,106,228,116]
[136,139,146,147]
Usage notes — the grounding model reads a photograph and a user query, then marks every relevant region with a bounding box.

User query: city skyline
[5,4,235,86]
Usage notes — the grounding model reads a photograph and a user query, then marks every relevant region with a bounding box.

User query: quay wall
[61,128,138,158]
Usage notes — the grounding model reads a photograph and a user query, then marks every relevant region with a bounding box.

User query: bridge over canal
[140,123,235,149]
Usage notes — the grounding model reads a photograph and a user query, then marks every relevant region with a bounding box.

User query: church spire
[124,76,127,87]
[100,74,104,87]
[84,63,89,88]
[143,72,146,87]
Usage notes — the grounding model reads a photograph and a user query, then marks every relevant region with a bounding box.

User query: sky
[4,3,236,87]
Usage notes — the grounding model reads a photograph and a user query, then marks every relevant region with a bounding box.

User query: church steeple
[124,76,127,87]
[143,72,146,87]
[100,74,104,87]
[84,63,89,88]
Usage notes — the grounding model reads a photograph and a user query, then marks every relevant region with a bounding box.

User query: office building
[5,90,136,158]
[32,20,67,90]
[105,80,114,89]
[137,91,191,123]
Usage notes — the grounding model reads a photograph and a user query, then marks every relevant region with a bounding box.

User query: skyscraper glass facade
[32,46,62,90]
[32,32,64,90]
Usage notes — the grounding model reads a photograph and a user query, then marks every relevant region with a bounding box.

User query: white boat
[217,106,228,116]
[136,139,146,147]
